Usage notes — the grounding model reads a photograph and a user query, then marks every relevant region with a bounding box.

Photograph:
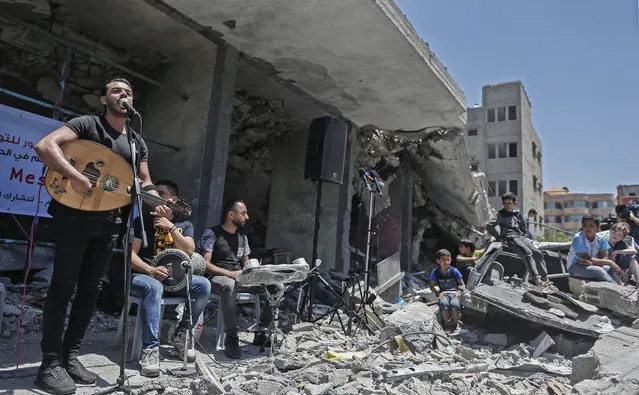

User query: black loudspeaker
[304,116,348,185]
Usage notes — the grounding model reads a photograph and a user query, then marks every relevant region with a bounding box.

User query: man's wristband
[142,184,158,193]
[169,226,177,233]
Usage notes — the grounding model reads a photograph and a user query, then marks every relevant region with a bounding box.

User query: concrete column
[194,44,238,236]
[400,164,413,272]
[334,123,357,273]
[141,47,218,219]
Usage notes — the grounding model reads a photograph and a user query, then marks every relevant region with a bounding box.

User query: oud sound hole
[81,162,100,187]
[101,176,119,192]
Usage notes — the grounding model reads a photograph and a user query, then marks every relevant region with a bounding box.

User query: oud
[44,140,191,215]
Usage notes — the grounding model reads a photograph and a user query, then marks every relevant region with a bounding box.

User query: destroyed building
[0,0,488,280]
[2,3,639,395]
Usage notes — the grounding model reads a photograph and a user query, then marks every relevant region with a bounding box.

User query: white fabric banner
[0,104,63,218]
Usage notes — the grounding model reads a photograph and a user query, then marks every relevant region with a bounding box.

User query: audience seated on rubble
[429,249,465,332]
[566,215,619,283]
[455,239,476,284]
[486,192,549,287]
[606,222,639,287]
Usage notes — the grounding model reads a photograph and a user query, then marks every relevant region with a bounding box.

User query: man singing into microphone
[34,78,165,394]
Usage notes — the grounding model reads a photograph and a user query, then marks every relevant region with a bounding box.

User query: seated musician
[199,199,282,359]
[130,180,211,377]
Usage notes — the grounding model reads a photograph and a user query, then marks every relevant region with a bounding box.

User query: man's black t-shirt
[47,115,149,223]
[134,212,194,265]
[198,225,250,272]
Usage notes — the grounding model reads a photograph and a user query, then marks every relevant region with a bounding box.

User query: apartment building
[617,184,639,206]
[544,187,615,233]
[464,81,544,236]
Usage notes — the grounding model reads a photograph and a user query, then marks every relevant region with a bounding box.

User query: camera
[617,203,639,219]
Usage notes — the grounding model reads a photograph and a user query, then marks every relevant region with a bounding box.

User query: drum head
[153,248,191,293]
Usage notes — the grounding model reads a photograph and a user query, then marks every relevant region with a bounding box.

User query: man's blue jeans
[131,273,211,350]
[568,263,616,283]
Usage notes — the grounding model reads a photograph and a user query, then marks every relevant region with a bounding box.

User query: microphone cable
[15,164,47,368]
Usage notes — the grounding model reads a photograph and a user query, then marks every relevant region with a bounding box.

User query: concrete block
[529,331,555,358]
[569,277,588,296]
[382,302,444,354]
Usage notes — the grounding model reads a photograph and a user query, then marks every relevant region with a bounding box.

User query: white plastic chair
[214,293,260,351]
[116,295,187,362]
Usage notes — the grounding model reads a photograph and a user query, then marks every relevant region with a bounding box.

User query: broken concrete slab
[468,282,615,338]
[572,326,639,390]
[581,282,639,318]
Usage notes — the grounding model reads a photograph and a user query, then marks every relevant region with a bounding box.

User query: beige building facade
[544,187,615,233]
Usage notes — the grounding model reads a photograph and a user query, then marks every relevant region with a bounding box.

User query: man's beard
[233,218,245,229]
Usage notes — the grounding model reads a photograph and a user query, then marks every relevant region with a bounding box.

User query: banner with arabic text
[0,104,63,217]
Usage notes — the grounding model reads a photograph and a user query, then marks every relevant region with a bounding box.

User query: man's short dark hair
[501,192,517,202]
[156,180,179,196]
[222,199,245,222]
[460,239,476,253]
[102,77,132,96]
[581,214,600,226]
[528,208,537,215]
[435,249,452,260]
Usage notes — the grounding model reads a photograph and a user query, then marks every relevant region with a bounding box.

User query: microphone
[118,98,138,114]
[181,261,191,270]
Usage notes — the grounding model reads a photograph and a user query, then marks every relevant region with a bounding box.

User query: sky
[395,0,639,194]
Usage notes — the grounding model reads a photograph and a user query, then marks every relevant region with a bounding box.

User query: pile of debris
[199,302,573,395]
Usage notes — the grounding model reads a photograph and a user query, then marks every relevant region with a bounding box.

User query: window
[509,142,517,157]
[498,143,507,158]
[532,142,537,159]
[470,163,478,171]
[568,215,582,223]
[498,180,507,196]
[509,180,518,195]
[555,202,563,209]
[487,181,496,197]
[631,193,637,196]
[497,107,506,121]
[487,108,495,122]
[468,129,478,136]
[592,202,599,209]
[533,175,538,191]
[508,105,517,120]
[488,143,496,159]
[544,202,554,209]
[573,200,588,208]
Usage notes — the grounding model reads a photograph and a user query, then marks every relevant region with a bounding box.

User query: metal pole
[0,13,189,101]
[0,88,81,117]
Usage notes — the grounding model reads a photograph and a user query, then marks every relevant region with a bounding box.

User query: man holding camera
[616,204,639,245]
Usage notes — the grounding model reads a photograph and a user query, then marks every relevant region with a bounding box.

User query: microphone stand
[171,262,197,377]
[98,110,147,395]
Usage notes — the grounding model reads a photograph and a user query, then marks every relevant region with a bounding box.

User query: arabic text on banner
[0,104,64,218]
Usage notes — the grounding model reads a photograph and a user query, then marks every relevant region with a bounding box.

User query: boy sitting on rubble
[566,215,619,283]
[487,192,549,286]
[429,249,465,331]
[455,239,476,284]
[606,222,639,286]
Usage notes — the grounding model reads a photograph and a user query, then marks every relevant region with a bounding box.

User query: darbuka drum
[153,248,192,292]
[190,252,207,276]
